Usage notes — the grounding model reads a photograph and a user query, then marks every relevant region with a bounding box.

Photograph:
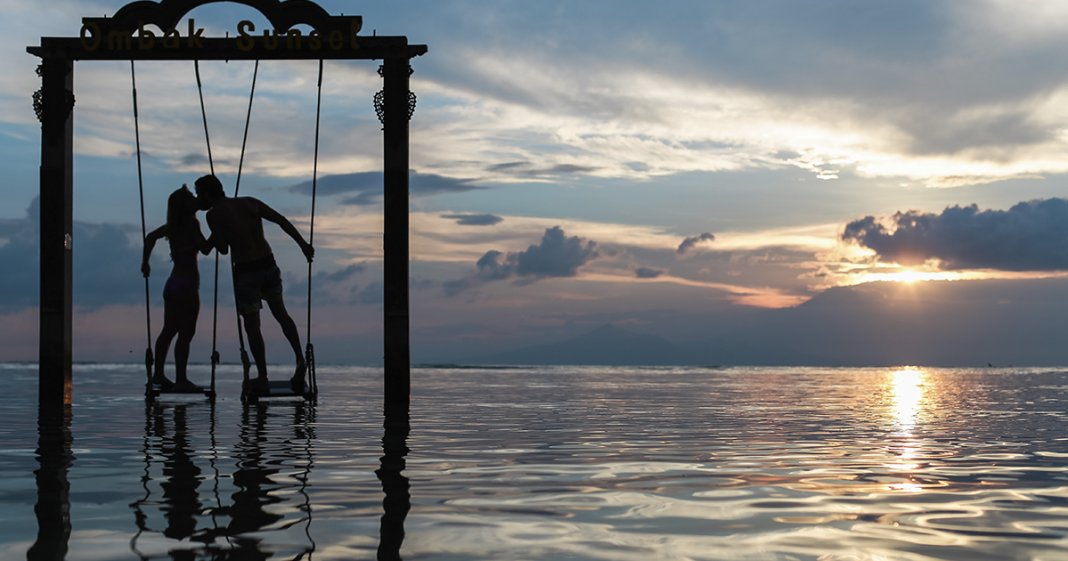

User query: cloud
[677,232,715,255]
[842,198,1068,271]
[180,153,210,167]
[287,263,371,306]
[446,226,600,294]
[441,213,503,226]
[484,161,599,178]
[0,198,146,311]
[505,226,599,278]
[288,171,482,206]
[635,267,663,279]
[355,281,384,305]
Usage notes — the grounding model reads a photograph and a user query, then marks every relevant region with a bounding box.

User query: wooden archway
[28,0,425,422]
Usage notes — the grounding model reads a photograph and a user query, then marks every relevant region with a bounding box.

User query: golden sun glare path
[835,267,1068,287]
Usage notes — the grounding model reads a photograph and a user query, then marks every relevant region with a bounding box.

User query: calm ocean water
[2,363,1068,560]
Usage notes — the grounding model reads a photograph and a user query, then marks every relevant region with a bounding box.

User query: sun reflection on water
[890,367,926,434]
[886,367,928,491]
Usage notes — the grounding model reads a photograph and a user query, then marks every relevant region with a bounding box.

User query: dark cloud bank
[844,199,1068,270]
[289,171,481,206]
[441,213,504,226]
[0,198,145,311]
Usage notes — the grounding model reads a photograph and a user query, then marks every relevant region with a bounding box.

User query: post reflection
[28,405,73,561]
[129,400,317,559]
[377,412,410,561]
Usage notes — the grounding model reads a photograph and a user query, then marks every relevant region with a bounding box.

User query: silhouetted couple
[142,174,314,394]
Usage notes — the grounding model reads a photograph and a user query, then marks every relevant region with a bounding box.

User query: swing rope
[305,59,324,397]
[194,60,215,176]
[229,59,259,385]
[196,59,260,390]
[193,59,320,398]
[131,61,153,386]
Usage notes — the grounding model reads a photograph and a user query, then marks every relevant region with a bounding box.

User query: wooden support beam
[28,36,426,62]
[37,57,74,410]
[382,56,411,426]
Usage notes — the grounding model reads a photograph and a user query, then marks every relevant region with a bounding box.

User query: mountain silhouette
[467,324,696,365]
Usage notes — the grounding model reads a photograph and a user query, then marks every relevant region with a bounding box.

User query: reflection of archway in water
[128,401,317,559]
[28,405,73,561]
[377,414,410,561]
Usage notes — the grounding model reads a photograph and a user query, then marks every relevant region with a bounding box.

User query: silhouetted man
[194,174,313,393]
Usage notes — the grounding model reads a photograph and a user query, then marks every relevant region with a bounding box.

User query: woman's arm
[142,225,166,277]
[205,211,229,255]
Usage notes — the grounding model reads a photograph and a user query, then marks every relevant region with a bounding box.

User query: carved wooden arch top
[83,0,361,36]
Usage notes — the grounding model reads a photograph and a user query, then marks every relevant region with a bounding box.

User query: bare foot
[246,377,270,394]
[290,363,307,393]
[173,379,201,392]
[151,376,175,390]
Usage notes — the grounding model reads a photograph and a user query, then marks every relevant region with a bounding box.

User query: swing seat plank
[242,379,313,400]
[146,383,214,400]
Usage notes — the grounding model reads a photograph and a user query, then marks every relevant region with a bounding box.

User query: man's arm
[257,200,315,262]
[194,219,214,255]
[142,225,166,277]
[205,211,229,255]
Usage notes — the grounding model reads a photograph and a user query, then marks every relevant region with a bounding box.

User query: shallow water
[3,364,1068,560]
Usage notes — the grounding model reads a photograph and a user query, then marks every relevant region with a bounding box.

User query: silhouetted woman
[142,185,212,390]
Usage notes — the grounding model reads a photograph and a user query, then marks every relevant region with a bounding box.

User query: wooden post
[37,56,74,410]
[382,56,411,425]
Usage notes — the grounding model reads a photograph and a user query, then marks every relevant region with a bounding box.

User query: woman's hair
[165,186,196,240]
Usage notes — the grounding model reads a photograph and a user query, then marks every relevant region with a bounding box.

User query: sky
[5,0,1068,365]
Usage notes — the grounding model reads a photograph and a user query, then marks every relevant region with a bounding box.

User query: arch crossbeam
[29,36,426,61]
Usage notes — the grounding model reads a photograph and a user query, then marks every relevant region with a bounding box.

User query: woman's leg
[153,297,180,385]
[173,295,200,385]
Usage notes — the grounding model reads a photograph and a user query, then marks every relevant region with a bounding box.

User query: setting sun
[893,269,926,284]
[842,267,984,286]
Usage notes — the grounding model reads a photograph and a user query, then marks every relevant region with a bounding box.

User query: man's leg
[242,311,269,384]
[265,295,306,387]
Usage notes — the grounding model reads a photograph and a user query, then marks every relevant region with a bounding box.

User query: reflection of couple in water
[129,401,319,559]
[142,174,314,393]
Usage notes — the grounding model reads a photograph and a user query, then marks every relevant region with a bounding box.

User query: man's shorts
[233,255,284,315]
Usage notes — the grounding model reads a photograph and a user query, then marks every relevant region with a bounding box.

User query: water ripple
[3,365,1068,559]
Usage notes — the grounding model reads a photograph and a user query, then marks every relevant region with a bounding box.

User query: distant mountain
[683,280,1068,366]
[467,324,698,366]
[459,279,1068,367]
